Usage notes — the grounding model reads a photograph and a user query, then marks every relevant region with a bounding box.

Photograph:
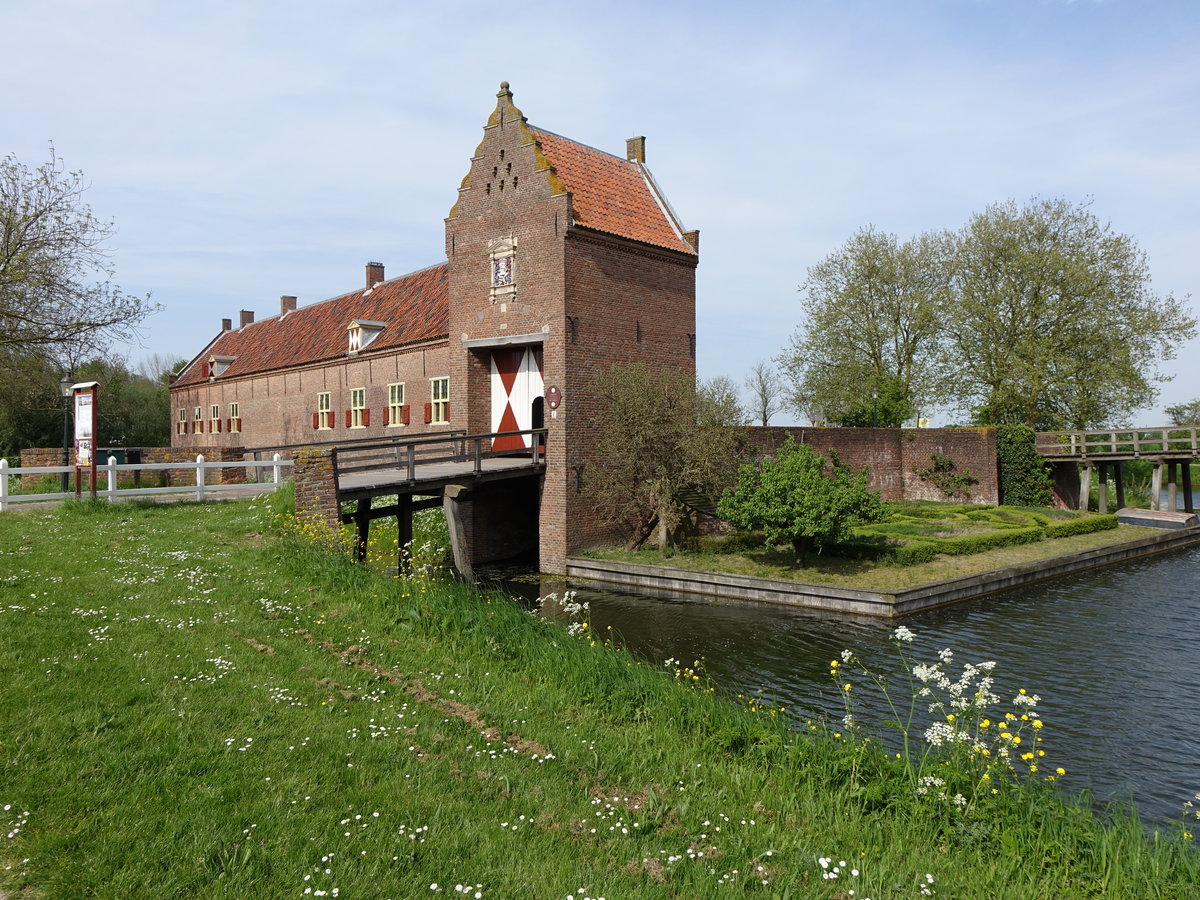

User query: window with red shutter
[402,405,410,425]
[345,410,351,428]
[424,402,432,424]
[383,406,390,426]
[362,408,370,427]
[312,412,319,430]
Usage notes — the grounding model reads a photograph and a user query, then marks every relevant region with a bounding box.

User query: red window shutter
[401,405,410,425]
[382,407,389,426]
[226,418,232,432]
[443,402,450,421]
[311,412,318,429]
[215,419,222,433]
[235,418,241,432]
[424,402,432,424]
[363,408,370,427]
[345,409,351,428]
[198,421,205,434]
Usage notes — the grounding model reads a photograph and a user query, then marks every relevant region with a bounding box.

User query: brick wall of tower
[560,233,698,563]
[444,91,573,572]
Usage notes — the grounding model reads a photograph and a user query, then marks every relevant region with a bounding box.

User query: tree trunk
[792,536,810,567]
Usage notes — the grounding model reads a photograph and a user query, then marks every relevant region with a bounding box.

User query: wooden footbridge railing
[1035,426,1197,515]
[1036,427,1200,460]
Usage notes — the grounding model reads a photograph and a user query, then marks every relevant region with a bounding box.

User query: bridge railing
[336,429,547,481]
[1036,426,1200,459]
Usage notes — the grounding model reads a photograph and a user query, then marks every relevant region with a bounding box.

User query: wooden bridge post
[354,499,371,562]
[1151,461,1163,511]
[1078,463,1093,512]
[1097,462,1109,514]
[1114,462,1126,509]
[397,494,413,574]
[1167,461,1178,512]
[1183,461,1195,514]
[443,483,474,581]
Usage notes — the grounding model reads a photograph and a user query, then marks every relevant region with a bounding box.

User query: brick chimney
[221,318,232,331]
[280,295,297,315]
[366,261,385,288]
[239,309,255,329]
[626,136,646,163]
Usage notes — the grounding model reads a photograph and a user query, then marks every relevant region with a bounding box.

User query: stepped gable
[528,125,695,256]
[173,262,448,387]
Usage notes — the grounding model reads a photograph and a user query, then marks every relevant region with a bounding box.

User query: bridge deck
[338,456,543,502]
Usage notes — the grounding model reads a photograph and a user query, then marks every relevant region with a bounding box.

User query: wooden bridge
[293,429,548,578]
[1036,426,1198,514]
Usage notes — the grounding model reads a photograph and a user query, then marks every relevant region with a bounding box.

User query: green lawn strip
[1,498,1197,897]
[589,521,1155,591]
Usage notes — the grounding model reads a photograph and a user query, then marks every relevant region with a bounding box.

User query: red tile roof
[529,127,695,256]
[173,263,448,387]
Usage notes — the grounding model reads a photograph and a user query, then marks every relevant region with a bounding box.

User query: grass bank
[1,496,1196,898]
[588,504,1153,591]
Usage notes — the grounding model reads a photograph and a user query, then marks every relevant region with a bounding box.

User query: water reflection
[539,546,1200,823]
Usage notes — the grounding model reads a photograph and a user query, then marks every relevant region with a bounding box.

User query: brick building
[170,83,699,571]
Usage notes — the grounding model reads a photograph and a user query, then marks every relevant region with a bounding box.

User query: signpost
[72,382,99,498]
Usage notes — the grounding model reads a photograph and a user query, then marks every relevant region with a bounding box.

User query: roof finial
[498,81,511,96]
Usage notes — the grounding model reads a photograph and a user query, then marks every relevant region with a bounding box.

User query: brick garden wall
[745,427,1000,504]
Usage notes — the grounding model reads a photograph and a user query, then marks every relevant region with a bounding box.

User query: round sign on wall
[545,385,562,409]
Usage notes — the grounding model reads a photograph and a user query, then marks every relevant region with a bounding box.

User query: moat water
[534,544,1200,824]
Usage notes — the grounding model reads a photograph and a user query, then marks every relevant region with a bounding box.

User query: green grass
[1,494,1196,897]
[589,503,1142,590]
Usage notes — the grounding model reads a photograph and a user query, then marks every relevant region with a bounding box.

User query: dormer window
[347,319,386,355]
[208,355,236,378]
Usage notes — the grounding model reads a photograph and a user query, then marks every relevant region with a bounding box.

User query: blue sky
[5,0,1198,424]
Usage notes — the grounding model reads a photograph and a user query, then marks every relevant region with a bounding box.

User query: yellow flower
[1056,767,1066,776]
[1031,720,1043,730]
[1029,765,1038,773]
[843,683,852,692]
[980,719,990,728]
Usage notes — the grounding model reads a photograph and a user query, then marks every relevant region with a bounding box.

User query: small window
[388,383,405,426]
[210,404,222,433]
[347,320,385,355]
[229,402,241,434]
[316,392,332,430]
[350,388,367,428]
[431,377,449,424]
[193,406,203,435]
[177,408,187,435]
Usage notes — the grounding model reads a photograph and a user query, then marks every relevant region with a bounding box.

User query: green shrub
[909,525,1044,556]
[996,424,1053,506]
[1043,514,1118,539]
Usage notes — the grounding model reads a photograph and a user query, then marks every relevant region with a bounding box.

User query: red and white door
[490,346,544,451]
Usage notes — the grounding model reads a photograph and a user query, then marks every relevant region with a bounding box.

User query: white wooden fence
[0,454,292,511]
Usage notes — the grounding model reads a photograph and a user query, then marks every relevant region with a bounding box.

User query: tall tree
[588,363,749,553]
[1,146,156,365]
[1164,398,1200,426]
[779,226,950,425]
[945,198,1195,429]
[744,361,784,426]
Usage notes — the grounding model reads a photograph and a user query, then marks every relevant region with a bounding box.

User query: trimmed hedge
[907,526,1045,556]
[1043,513,1118,539]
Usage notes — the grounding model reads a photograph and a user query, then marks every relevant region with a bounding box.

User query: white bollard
[272,452,282,485]
[106,456,118,502]
[0,458,8,511]
[196,454,206,502]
